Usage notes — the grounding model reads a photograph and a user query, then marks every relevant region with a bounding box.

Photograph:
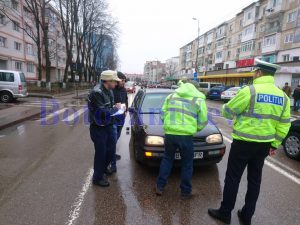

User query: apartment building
[179,41,194,77]
[143,61,166,83]
[0,0,66,81]
[165,56,179,79]
[178,0,300,87]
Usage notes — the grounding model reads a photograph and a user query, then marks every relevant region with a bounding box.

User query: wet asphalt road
[0,92,300,225]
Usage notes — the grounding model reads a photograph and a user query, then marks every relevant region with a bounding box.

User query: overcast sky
[109,0,257,73]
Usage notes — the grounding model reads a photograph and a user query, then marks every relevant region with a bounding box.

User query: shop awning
[199,72,254,79]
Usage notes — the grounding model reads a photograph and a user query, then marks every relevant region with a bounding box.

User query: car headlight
[145,136,164,146]
[206,134,222,144]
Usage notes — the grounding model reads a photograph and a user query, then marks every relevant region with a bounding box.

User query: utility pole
[193,18,200,80]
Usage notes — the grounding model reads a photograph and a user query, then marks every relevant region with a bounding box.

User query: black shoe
[180,193,194,200]
[237,210,251,225]
[116,154,121,161]
[93,178,110,187]
[208,208,231,224]
[155,186,163,196]
[110,167,117,173]
[105,168,113,176]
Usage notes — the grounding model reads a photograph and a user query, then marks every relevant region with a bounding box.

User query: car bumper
[13,92,28,98]
[140,143,226,166]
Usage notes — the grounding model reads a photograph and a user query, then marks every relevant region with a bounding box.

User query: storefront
[199,72,254,86]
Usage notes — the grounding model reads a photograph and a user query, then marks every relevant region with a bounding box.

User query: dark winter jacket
[293,87,300,100]
[88,84,118,126]
[113,86,128,126]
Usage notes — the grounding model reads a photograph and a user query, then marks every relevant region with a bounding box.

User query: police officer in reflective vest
[156,81,208,198]
[208,59,291,225]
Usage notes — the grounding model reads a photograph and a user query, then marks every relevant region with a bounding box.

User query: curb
[0,111,41,131]
[28,93,54,99]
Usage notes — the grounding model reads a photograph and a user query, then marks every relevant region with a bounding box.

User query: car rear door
[19,73,27,94]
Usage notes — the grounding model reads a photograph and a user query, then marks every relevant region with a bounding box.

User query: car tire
[0,91,13,103]
[131,129,143,163]
[283,132,300,160]
[223,100,229,103]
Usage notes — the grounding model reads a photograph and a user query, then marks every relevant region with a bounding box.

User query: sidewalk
[28,89,90,99]
[0,90,89,131]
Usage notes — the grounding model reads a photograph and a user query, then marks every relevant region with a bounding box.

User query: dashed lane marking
[37,107,68,122]
[66,168,93,225]
[62,108,86,123]
[222,134,300,186]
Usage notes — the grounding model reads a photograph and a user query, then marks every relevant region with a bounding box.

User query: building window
[27,62,35,73]
[244,25,254,36]
[282,54,290,62]
[11,0,19,11]
[240,19,243,27]
[26,43,34,55]
[288,11,297,23]
[0,36,6,47]
[263,34,276,47]
[0,14,4,25]
[241,41,254,52]
[284,33,294,43]
[13,20,20,31]
[15,61,22,71]
[216,51,223,59]
[14,41,21,51]
[227,51,231,58]
[247,11,252,20]
[23,6,31,17]
[25,24,33,37]
[271,0,278,8]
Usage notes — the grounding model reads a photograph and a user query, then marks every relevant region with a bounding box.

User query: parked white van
[199,82,222,95]
[0,70,28,103]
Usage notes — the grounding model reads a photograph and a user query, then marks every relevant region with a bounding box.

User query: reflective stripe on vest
[233,130,275,140]
[167,108,197,118]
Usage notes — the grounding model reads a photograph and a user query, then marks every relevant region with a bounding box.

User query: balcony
[264,26,281,35]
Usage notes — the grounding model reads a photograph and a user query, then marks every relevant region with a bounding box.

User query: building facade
[178,0,300,88]
[143,61,166,83]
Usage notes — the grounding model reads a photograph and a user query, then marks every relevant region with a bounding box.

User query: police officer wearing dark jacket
[88,70,122,187]
[109,72,128,172]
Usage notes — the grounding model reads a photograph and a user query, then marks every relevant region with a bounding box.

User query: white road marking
[0,135,6,138]
[38,107,67,122]
[62,108,86,123]
[222,134,300,186]
[66,168,93,225]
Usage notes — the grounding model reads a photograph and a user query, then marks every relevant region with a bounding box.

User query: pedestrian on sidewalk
[282,82,292,97]
[87,70,122,187]
[293,85,300,112]
[156,81,208,199]
[208,59,291,225]
[109,72,128,173]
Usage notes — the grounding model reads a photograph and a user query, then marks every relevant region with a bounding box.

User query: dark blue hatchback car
[207,86,230,100]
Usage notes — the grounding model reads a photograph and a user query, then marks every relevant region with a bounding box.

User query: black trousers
[220,139,270,220]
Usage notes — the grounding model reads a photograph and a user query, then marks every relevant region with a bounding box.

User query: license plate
[213,92,217,95]
[175,152,203,160]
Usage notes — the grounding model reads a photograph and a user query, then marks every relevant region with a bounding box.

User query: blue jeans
[157,134,194,194]
[90,124,115,181]
[111,125,123,170]
[294,99,300,111]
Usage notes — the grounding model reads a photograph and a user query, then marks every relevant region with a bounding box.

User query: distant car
[125,81,136,93]
[199,82,222,95]
[129,88,226,166]
[0,70,28,103]
[207,86,230,100]
[171,85,179,90]
[221,87,241,102]
[283,120,300,160]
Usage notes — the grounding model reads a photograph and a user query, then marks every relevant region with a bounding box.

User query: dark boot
[93,177,110,187]
[208,208,231,224]
[238,210,251,225]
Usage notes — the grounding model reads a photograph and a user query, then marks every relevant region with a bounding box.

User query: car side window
[133,91,144,108]
[0,72,14,82]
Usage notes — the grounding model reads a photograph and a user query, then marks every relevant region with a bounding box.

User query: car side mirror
[128,107,136,113]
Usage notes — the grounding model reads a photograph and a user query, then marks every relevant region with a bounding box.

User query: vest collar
[253,76,274,85]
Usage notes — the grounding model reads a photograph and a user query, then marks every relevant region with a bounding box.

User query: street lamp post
[193,18,200,80]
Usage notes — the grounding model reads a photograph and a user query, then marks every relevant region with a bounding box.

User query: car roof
[142,88,174,94]
[0,70,21,73]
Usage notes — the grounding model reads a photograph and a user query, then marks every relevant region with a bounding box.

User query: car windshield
[141,93,171,113]
[211,86,224,90]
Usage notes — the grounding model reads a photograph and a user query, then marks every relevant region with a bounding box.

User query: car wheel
[0,91,13,103]
[283,132,300,160]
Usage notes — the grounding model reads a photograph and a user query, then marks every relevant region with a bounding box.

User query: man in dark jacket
[109,72,128,172]
[88,70,121,187]
[293,85,300,112]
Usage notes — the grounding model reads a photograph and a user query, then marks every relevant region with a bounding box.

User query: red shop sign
[236,58,254,68]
